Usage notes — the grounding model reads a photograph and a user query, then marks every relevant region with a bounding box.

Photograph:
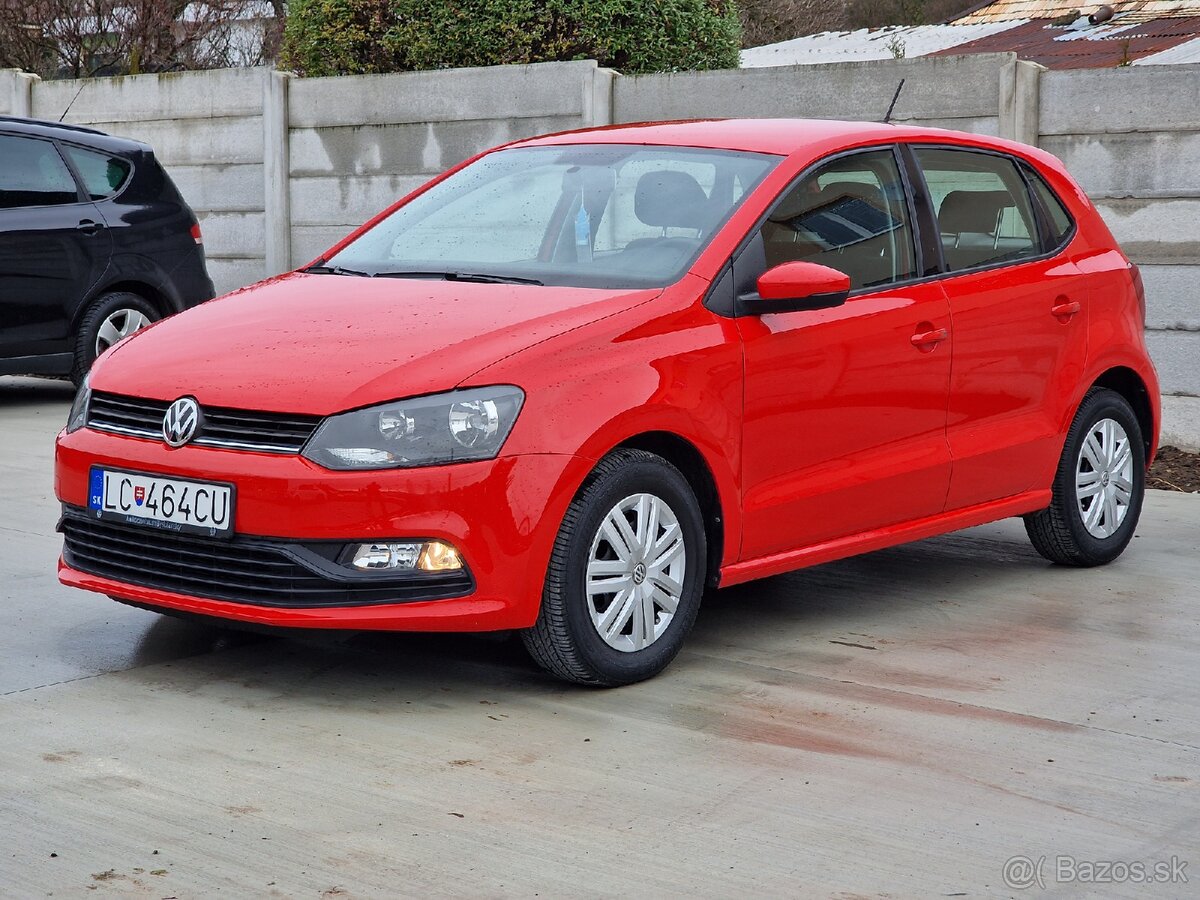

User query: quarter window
[0,135,79,208]
[1025,167,1074,250]
[759,149,918,290]
[62,144,131,200]
[915,147,1040,272]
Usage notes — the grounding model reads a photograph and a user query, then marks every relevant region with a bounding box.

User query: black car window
[915,147,1040,273]
[759,148,917,290]
[1024,166,1075,251]
[0,134,79,208]
[62,144,132,200]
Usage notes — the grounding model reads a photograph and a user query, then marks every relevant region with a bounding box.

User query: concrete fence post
[263,69,293,277]
[999,57,1043,147]
[583,65,616,127]
[1,69,38,117]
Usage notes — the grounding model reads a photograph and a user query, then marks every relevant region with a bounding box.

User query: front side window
[62,144,132,200]
[758,148,918,290]
[915,147,1040,272]
[0,135,79,209]
[325,144,779,289]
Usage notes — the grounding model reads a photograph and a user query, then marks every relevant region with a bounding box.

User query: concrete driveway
[2,376,1197,898]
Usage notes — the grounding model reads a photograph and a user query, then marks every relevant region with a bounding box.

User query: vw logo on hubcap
[162,397,201,448]
[632,562,647,585]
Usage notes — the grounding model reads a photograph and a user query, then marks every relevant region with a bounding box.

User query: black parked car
[0,116,214,383]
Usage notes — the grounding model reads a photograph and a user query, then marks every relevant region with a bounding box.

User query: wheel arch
[1089,366,1156,462]
[614,431,726,589]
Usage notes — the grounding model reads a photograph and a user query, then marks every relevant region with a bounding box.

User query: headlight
[302,386,524,470]
[66,376,91,433]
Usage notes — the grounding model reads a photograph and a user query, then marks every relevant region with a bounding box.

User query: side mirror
[752,261,851,313]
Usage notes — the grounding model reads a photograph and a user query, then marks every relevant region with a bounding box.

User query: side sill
[718,489,1052,588]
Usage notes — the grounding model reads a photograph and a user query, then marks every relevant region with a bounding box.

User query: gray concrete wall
[611,53,1012,135]
[1039,65,1200,401]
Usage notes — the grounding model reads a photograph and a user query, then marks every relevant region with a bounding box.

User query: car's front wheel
[1024,387,1146,566]
[522,449,706,686]
[71,291,159,385]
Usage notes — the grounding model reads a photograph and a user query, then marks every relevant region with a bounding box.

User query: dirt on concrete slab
[1149,446,1200,493]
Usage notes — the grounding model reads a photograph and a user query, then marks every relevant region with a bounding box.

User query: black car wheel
[522,449,706,686]
[1024,387,1146,567]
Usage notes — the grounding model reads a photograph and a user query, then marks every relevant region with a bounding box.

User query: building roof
[739,22,1023,67]
[957,1,1200,24]
[931,14,1200,66]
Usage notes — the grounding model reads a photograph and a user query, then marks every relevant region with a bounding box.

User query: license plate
[88,467,235,538]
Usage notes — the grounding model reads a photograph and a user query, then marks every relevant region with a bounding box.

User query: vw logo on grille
[162,397,201,448]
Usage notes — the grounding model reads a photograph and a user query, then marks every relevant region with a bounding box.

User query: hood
[93,272,661,414]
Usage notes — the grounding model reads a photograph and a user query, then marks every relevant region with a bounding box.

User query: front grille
[87,391,322,454]
[60,509,474,608]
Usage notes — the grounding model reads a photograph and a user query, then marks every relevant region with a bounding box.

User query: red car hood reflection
[95,272,661,415]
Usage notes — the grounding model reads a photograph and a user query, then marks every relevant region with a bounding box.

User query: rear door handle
[77,219,104,235]
[1051,299,1080,320]
[911,327,948,348]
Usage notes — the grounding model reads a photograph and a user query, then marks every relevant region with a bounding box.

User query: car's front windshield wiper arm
[303,264,374,277]
[374,270,544,286]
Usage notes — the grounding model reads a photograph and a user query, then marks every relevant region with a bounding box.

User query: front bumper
[55,427,592,631]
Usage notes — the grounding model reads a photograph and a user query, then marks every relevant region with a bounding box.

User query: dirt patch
[1148,446,1200,493]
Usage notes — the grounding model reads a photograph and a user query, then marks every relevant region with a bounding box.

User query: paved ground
[2,375,1198,898]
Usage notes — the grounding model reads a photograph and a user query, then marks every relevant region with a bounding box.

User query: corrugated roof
[957,1,1200,24]
[739,21,1025,67]
[1133,32,1200,58]
[931,15,1200,66]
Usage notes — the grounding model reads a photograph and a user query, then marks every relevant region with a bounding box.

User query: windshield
[321,144,780,289]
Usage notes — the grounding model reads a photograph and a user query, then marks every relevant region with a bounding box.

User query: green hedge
[283,0,742,76]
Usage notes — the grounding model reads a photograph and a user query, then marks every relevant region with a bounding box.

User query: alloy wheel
[95,308,152,356]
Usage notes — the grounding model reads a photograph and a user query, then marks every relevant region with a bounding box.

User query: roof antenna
[883,78,906,124]
[59,79,88,122]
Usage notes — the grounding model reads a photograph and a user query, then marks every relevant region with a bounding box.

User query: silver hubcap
[586,493,687,653]
[1076,417,1134,539]
[95,308,151,355]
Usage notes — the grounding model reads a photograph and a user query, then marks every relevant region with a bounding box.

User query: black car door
[0,132,112,362]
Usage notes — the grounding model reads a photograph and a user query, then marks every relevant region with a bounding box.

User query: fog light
[417,541,463,571]
[351,542,422,570]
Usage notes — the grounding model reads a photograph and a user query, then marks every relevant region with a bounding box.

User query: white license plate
[88,467,235,537]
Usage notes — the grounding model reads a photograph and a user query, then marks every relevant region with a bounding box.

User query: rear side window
[759,148,918,290]
[62,144,132,200]
[0,135,79,208]
[915,147,1040,273]
[1025,167,1075,250]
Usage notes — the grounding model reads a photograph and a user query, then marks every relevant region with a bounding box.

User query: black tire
[1024,387,1146,567]
[71,291,159,385]
[521,449,706,686]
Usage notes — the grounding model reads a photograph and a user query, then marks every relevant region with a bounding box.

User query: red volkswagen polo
[56,119,1159,685]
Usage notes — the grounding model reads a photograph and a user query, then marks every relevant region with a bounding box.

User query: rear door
[910,146,1089,510]
[736,147,953,559]
[0,132,112,360]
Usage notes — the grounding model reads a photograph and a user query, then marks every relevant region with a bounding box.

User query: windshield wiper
[303,264,374,277]
[374,270,544,286]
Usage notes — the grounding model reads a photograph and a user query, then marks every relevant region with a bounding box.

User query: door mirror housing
[751,261,851,313]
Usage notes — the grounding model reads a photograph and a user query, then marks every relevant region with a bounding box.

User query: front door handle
[76,219,104,235]
[1052,299,1081,320]
[910,327,948,349]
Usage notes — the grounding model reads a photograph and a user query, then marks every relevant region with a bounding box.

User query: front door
[737,147,952,560]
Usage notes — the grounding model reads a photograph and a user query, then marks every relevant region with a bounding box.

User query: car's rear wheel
[1024,387,1145,566]
[71,291,159,385]
[521,449,706,686]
